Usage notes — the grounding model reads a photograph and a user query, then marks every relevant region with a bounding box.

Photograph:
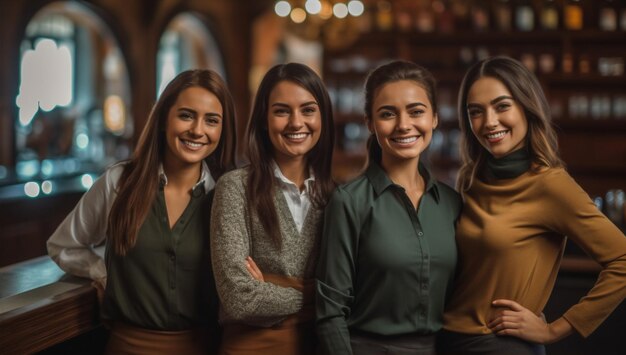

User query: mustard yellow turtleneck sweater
[443,168,626,338]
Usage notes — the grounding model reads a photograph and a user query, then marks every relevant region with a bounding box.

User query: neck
[381,154,422,191]
[162,156,201,191]
[274,155,308,189]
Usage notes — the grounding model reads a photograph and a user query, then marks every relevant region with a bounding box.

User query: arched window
[13,2,132,196]
[157,12,226,96]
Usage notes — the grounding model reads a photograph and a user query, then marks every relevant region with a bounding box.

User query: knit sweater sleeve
[542,169,626,337]
[210,170,303,327]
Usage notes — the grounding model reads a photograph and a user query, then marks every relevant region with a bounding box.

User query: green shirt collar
[365,160,441,203]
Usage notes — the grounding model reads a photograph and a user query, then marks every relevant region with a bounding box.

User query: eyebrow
[271,101,319,108]
[466,95,514,109]
[376,102,427,112]
[178,107,222,118]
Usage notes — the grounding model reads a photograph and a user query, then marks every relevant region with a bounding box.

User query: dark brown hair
[245,63,335,245]
[456,56,563,192]
[363,60,438,164]
[108,69,236,255]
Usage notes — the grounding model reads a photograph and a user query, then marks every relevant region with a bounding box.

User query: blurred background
[0,1,624,354]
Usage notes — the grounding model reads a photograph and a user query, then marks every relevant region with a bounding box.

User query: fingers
[492,299,524,311]
[488,315,521,329]
[245,256,264,281]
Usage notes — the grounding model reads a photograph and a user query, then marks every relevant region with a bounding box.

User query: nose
[189,118,204,136]
[288,112,304,130]
[396,112,411,132]
[485,109,499,130]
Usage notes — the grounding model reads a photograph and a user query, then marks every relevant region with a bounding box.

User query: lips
[485,130,508,143]
[180,139,207,150]
[391,135,420,145]
[283,132,310,142]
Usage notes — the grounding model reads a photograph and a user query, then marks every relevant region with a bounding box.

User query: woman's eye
[496,103,511,112]
[410,110,425,117]
[273,108,289,116]
[179,112,193,120]
[302,106,317,115]
[205,117,220,126]
[468,109,482,118]
[379,111,394,119]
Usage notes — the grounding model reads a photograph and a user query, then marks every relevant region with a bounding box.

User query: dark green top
[103,182,218,331]
[315,161,461,354]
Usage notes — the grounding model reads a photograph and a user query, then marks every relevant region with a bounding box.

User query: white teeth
[392,136,418,144]
[486,131,507,139]
[182,140,204,148]
[285,133,308,139]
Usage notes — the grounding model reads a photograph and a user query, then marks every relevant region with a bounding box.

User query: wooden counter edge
[0,283,100,354]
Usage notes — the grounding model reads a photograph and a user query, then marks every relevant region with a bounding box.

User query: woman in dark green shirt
[47,69,237,354]
[316,61,461,355]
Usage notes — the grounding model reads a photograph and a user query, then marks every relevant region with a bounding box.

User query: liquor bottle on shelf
[598,0,618,31]
[564,0,584,30]
[493,0,512,31]
[471,0,490,32]
[540,0,560,30]
[434,0,456,34]
[375,1,394,32]
[515,0,535,31]
[415,0,436,32]
[394,0,413,32]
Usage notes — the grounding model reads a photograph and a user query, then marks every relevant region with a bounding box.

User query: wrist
[546,317,573,344]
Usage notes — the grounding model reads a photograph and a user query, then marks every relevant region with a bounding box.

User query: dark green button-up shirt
[316,161,461,354]
[102,171,218,331]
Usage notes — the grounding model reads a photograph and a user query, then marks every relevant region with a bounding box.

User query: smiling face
[164,86,223,168]
[466,76,528,158]
[267,80,322,165]
[369,80,438,165]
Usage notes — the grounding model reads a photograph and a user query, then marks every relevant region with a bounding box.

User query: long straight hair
[457,56,563,192]
[108,69,237,255]
[245,63,335,245]
[363,60,438,164]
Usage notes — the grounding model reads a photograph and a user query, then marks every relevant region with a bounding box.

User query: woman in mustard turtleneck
[438,56,626,355]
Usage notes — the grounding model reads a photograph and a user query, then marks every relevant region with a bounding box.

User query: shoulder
[216,167,249,188]
[326,174,372,215]
[435,181,461,203]
[534,168,579,195]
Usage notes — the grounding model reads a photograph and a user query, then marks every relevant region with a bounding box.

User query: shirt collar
[159,160,215,194]
[272,160,315,191]
[365,160,440,203]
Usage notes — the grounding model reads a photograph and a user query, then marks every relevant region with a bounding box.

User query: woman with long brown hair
[47,69,236,354]
[210,62,334,354]
[316,60,461,355]
[438,56,626,354]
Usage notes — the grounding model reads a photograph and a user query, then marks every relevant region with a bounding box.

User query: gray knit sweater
[210,168,323,327]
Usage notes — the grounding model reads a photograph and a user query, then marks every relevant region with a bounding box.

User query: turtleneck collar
[485,147,531,179]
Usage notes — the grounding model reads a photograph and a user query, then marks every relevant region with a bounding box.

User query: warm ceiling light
[305,0,321,15]
[333,3,348,19]
[319,1,333,20]
[291,7,307,23]
[348,0,364,17]
[275,1,291,17]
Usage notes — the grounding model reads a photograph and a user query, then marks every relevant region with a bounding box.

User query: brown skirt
[219,274,316,355]
[105,322,214,355]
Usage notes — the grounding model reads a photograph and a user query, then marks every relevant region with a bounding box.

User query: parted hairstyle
[108,69,237,255]
[363,60,438,164]
[245,63,335,245]
[456,56,563,192]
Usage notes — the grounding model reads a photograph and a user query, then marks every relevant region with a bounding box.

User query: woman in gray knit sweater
[210,63,335,355]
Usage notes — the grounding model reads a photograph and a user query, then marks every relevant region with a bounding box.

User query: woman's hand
[91,277,106,305]
[245,256,264,282]
[488,299,573,344]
